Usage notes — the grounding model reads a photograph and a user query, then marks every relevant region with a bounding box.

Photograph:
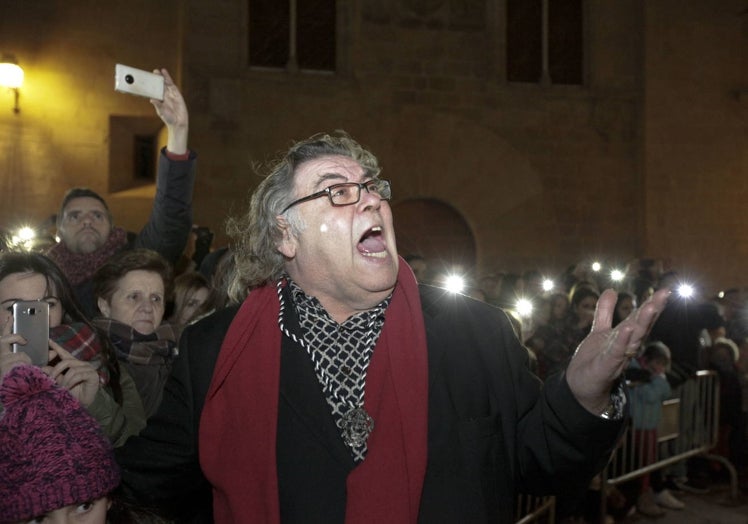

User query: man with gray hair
[117,132,669,523]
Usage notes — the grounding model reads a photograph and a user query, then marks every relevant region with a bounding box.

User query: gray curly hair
[226,132,381,301]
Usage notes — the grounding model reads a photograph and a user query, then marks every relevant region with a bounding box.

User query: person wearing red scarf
[115,133,669,523]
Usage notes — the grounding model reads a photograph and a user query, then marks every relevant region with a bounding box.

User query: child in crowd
[628,340,685,516]
[0,364,120,523]
[708,337,744,468]
[0,364,166,524]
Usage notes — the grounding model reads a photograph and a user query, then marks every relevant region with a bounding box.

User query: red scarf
[199,260,429,523]
[46,227,128,286]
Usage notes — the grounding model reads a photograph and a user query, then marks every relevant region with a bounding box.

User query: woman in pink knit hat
[0,364,120,523]
[0,252,145,447]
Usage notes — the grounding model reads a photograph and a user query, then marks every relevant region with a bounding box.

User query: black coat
[116,285,622,523]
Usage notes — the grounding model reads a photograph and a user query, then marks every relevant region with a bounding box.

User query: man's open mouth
[358,226,386,258]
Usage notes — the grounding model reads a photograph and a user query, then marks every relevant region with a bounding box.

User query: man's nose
[358,187,382,211]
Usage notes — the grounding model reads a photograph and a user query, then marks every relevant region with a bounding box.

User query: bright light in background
[11,226,36,248]
[444,274,465,294]
[0,62,24,89]
[16,227,35,241]
[515,298,534,318]
[591,261,602,272]
[718,291,725,299]
[610,269,625,282]
[677,283,695,298]
[542,278,555,292]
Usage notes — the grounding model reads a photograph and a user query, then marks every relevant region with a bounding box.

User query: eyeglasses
[281,179,391,214]
[62,209,109,225]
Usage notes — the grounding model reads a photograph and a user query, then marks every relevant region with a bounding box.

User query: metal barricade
[601,370,737,517]
[515,371,735,524]
[515,493,555,524]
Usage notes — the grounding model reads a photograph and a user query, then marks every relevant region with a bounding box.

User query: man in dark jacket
[116,132,668,523]
[47,68,196,316]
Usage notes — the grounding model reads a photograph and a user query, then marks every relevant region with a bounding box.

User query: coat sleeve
[133,148,196,265]
[86,365,146,448]
[497,312,625,496]
[421,286,624,503]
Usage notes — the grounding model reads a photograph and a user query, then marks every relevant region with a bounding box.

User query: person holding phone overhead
[0,251,145,447]
[47,68,196,318]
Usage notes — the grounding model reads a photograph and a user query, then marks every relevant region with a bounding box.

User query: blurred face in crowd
[575,296,598,329]
[615,295,635,322]
[97,270,164,335]
[58,197,112,254]
[0,272,64,328]
[278,155,398,323]
[551,295,569,321]
[13,497,111,524]
[177,286,210,325]
[646,358,668,376]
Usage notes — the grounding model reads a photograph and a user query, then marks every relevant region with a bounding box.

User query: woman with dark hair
[169,270,214,333]
[525,292,571,379]
[568,285,600,335]
[93,248,178,418]
[613,292,637,327]
[0,251,145,446]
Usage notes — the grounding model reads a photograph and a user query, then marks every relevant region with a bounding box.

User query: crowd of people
[0,67,737,524]
[408,255,748,522]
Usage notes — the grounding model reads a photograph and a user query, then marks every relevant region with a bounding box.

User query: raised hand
[150,68,188,154]
[565,288,670,415]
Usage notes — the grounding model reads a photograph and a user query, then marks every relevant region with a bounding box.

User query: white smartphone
[12,300,49,366]
[114,64,165,101]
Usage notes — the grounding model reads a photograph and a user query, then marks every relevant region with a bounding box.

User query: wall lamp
[0,54,24,114]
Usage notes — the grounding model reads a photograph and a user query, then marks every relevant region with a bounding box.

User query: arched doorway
[392,198,476,281]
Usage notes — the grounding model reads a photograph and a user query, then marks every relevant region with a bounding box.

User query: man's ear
[276,216,297,259]
[97,297,111,317]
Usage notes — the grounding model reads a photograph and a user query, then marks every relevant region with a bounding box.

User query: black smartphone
[12,300,49,366]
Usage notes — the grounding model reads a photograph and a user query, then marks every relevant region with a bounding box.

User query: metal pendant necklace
[339,404,375,448]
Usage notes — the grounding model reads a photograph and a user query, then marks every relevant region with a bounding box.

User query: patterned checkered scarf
[286,280,390,462]
[46,227,129,286]
[49,322,109,384]
[93,318,177,365]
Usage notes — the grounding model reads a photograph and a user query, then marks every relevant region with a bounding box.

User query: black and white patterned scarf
[282,280,390,462]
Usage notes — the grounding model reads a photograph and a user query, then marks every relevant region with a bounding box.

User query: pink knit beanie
[0,365,121,522]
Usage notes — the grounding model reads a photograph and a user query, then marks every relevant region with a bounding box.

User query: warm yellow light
[0,62,23,89]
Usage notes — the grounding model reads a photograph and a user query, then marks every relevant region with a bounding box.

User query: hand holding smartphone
[114,64,165,101]
[12,301,50,366]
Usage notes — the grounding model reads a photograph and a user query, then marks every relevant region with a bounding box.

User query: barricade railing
[601,370,737,517]
[514,370,735,523]
[514,493,554,524]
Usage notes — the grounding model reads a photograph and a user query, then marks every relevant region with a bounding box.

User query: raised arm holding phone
[47,67,196,317]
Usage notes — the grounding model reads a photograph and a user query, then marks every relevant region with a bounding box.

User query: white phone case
[114,64,165,101]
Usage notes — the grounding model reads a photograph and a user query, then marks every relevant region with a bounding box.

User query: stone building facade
[0,0,746,294]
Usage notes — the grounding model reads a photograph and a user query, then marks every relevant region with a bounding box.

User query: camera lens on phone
[125,74,134,84]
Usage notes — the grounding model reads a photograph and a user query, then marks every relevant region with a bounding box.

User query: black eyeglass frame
[280,179,392,214]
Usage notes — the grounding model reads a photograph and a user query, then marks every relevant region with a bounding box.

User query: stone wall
[0,1,745,294]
